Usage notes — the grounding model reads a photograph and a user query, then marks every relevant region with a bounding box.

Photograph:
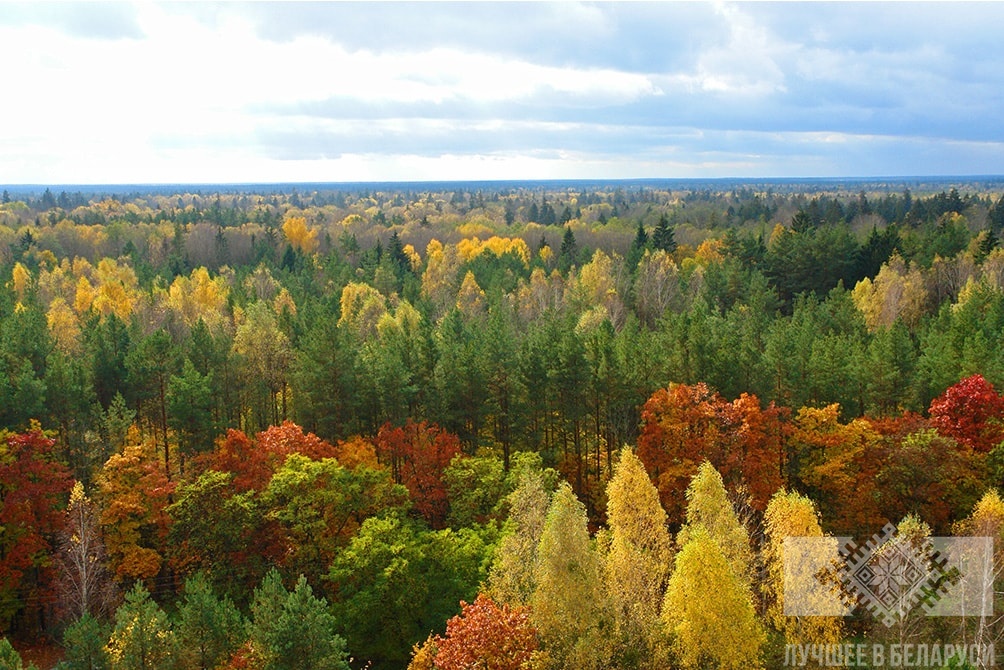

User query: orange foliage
[431,593,539,670]
[636,383,787,526]
[334,436,381,470]
[98,444,175,580]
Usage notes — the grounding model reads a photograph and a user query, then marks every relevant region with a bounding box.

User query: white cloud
[1,2,1003,182]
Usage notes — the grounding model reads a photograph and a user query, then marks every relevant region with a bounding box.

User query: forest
[2,179,1004,669]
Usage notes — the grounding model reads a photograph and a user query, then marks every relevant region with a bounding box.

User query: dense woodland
[3,180,1004,669]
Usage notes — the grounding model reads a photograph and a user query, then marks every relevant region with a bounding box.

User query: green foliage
[105,583,177,670]
[327,516,496,669]
[249,570,349,670]
[175,573,244,670]
[0,637,39,670]
[59,613,110,670]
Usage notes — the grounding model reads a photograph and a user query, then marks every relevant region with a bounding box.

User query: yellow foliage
[605,449,672,663]
[339,282,387,339]
[663,525,765,670]
[422,241,462,316]
[456,236,530,267]
[851,254,927,331]
[402,243,422,271]
[282,215,319,254]
[273,287,297,317]
[694,238,725,265]
[456,221,495,238]
[678,461,753,587]
[47,297,82,355]
[456,271,486,318]
[74,276,96,314]
[762,490,844,646]
[166,267,230,330]
[11,262,30,300]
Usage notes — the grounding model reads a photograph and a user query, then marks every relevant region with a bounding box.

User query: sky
[2,1,1004,184]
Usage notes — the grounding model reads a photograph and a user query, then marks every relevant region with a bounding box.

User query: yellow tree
[604,449,673,668]
[456,271,487,320]
[677,461,753,587]
[338,282,387,340]
[851,254,927,331]
[532,482,612,670]
[282,215,319,254]
[663,525,765,670]
[954,490,1004,658]
[762,490,843,650]
[232,301,292,431]
[47,297,82,356]
[488,470,551,608]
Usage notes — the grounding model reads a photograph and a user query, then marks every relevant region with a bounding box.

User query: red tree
[376,420,462,528]
[637,383,787,525]
[432,593,538,670]
[929,374,1004,453]
[0,429,73,630]
[196,422,338,492]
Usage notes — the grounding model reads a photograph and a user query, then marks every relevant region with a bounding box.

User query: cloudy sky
[2,2,1003,184]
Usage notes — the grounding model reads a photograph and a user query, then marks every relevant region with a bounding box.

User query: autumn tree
[953,489,1004,656]
[167,469,272,605]
[97,443,174,582]
[376,420,462,528]
[232,301,292,432]
[532,483,612,670]
[637,383,785,527]
[604,449,672,669]
[488,468,552,608]
[677,461,754,587]
[929,374,1004,453]
[263,454,408,586]
[0,429,73,631]
[57,482,115,622]
[762,490,843,653]
[663,525,764,670]
[430,593,540,670]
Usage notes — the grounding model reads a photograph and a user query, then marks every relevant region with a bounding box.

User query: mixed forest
[3,179,1004,669]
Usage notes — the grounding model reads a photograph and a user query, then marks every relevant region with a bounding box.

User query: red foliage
[196,422,338,491]
[432,593,538,670]
[0,430,73,626]
[376,420,462,529]
[864,411,930,438]
[636,383,787,525]
[929,374,1004,453]
[257,420,338,461]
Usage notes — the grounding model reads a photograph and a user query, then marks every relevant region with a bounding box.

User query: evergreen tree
[60,613,110,670]
[559,227,578,273]
[105,583,178,670]
[176,573,244,670]
[651,214,675,252]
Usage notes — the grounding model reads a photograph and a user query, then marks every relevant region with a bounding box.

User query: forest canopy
[3,178,1004,669]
